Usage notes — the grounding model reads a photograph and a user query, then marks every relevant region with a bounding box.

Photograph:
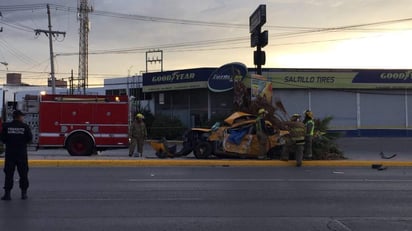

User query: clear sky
[1,0,412,86]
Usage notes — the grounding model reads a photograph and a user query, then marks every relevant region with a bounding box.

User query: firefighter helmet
[304,110,314,119]
[291,113,301,121]
[258,108,268,115]
[136,113,144,119]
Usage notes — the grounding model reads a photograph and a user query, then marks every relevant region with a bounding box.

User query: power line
[55,28,407,57]
[0,20,34,33]
[0,4,47,12]
[0,69,125,77]
[49,4,412,32]
[4,3,412,33]
[0,38,38,65]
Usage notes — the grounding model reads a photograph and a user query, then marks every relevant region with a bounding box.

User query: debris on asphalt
[371,164,383,169]
[371,164,388,171]
[377,166,388,171]
[332,171,345,174]
[379,152,397,159]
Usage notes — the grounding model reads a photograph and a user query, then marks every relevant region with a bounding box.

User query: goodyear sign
[143,68,215,92]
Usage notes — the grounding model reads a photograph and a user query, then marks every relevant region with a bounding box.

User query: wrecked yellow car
[175,112,289,159]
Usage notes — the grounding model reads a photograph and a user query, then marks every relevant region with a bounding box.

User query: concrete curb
[1,159,412,167]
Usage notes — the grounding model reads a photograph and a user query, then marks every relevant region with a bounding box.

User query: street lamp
[127,65,134,97]
[0,62,8,71]
[1,62,8,86]
[0,61,8,119]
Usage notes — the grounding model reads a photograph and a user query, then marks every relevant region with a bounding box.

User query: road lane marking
[33,198,203,201]
[126,178,412,183]
[327,219,352,231]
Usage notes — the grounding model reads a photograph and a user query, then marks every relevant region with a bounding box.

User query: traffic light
[260,30,268,48]
[250,30,268,48]
[251,31,259,48]
[254,50,266,66]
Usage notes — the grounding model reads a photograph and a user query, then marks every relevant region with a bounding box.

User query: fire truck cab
[18,94,129,156]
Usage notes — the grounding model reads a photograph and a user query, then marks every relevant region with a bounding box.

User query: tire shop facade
[142,65,412,137]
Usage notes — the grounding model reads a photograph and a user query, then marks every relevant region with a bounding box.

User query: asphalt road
[13,137,412,161]
[0,167,411,231]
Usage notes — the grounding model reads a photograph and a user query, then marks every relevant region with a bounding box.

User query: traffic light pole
[249,4,267,76]
[256,39,262,75]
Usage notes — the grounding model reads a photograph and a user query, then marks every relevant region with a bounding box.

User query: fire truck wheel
[193,142,212,159]
[66,133,94,156]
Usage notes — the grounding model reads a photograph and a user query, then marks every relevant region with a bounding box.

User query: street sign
[249,4,266,33]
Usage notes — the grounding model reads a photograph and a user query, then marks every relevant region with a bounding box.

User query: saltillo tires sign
[208,62,248,92]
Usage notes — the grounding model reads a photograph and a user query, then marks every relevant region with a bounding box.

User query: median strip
[0,159,411,167]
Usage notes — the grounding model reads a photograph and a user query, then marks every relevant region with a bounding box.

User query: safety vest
[130,121,147,138]
[289,122,305,144]
[306,119,315,136]
[256,116,265,133]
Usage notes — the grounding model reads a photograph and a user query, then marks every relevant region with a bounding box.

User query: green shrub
[149,114,186,140]
[312,116,345,160]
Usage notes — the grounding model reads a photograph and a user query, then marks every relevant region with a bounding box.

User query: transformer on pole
[77,0,93,94]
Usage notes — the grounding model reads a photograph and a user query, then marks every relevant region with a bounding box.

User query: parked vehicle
[11,94,129,156]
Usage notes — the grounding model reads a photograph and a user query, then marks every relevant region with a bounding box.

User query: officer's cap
[13,110,25,117]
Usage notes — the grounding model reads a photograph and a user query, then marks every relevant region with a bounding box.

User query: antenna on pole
[77,0,92,94]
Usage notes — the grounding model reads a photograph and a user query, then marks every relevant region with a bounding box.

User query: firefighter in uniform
[1,110,33,200]
[303,110,315,159]
[281,114,306,167]
[129,113,147,158]
[256,108,269,159]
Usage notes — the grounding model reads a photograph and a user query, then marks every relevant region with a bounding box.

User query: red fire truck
[17,94,129,156]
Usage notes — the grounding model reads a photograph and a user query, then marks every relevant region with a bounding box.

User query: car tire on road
[193,142,212,159]
[155,151,168,159]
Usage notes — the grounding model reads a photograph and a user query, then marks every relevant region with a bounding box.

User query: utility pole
[69,69,74,95]
[78,0,93,94]
[34,4,66,94]
[0,11,3,32]
[145,50,163,73]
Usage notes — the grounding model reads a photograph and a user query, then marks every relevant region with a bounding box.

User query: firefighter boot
[21,190,28,200]
[1,190,11,201]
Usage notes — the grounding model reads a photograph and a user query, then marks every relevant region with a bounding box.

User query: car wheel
[155,150,168,159]
[193,142,212,159]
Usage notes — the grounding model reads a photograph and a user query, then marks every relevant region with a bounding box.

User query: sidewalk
[1,137,412,167]
[336,137,412,161]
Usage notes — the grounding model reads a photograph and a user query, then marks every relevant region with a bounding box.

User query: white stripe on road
[35,198,203,201]
[125,178,412,183]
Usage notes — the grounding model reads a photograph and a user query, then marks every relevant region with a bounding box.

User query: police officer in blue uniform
[1,110,33,201]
